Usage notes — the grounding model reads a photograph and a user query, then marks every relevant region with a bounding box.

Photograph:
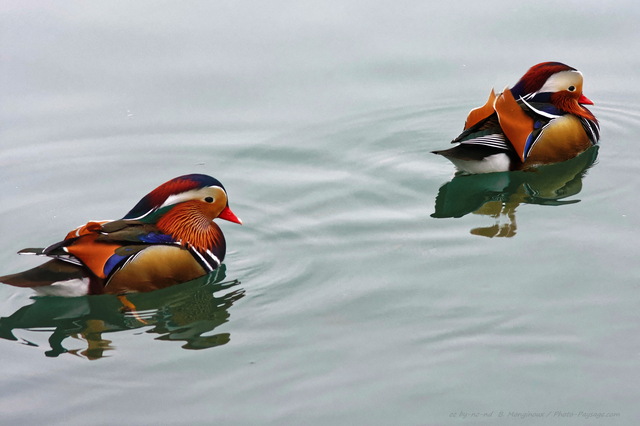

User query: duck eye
[204,197,214,203]
[568,86,576,92]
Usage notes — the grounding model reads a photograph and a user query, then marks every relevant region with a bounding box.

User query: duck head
[510,62,596,121]
[122,174,242,251]
[123,174,241,223]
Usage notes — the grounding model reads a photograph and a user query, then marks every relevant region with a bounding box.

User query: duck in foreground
[433,62,600,174]
[0,174,242,297]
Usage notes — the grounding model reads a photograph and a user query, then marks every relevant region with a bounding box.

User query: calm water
[1,1,639,425]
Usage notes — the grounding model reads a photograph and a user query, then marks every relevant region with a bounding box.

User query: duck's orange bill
[578,94,594,105]
[218,206,243,224]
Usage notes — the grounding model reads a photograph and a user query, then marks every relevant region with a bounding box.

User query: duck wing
[21,220,178,280]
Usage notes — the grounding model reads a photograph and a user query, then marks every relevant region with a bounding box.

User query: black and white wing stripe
[457,133,510,151]
[188,246,221,273]
[580,118,600,145]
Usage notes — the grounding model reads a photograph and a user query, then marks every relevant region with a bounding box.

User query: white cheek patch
[538,70,583,93]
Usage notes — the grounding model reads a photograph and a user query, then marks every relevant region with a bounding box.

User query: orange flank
[64,232,122,279]
[494,89,534,163]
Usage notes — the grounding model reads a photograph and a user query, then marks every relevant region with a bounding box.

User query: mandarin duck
[0,174,242,297]
[433,62,600,174]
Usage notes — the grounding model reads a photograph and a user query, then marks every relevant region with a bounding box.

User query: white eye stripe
[538,70,583,93]
[160,186,225,208]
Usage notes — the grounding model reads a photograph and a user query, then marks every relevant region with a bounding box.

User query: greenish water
[1,1,639,425]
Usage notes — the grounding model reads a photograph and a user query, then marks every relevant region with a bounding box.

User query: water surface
[1,1,639,424]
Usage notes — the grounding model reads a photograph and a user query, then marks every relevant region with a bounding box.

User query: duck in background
[0,174,242,297]
[433,62,599,174]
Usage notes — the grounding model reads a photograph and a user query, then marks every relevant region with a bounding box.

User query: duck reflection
[0,266,244,359]
[432,146,599,237]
